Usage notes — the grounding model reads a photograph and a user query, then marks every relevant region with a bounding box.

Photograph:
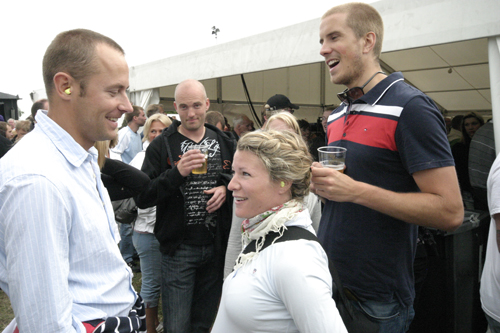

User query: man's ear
[53,72,73,100]
[362,31,376,55]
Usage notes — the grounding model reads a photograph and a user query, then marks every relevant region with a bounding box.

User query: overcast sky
[0,0,371,117]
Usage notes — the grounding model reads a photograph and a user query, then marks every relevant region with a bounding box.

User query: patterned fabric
[234,199,304,270]
[12,296,146,333]
[84,295,146,333]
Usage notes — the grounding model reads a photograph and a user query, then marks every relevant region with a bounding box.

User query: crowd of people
[0,2,499,333]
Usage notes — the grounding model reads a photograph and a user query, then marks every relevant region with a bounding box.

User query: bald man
[136,79,236,332]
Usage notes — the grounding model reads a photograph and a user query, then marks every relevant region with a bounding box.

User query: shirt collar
[355,71,405,106]
[35,110,97,167]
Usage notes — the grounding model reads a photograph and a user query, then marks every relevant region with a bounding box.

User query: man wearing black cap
[263,94,299,125]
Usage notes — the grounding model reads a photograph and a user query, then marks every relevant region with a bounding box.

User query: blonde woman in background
[129,113,172,333]
[263,112,322,230]
[262,111,301,133]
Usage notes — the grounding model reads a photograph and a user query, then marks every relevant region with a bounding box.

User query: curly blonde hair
[237,130,312,200]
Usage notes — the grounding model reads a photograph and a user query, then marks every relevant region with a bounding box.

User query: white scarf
[233,199,304,271]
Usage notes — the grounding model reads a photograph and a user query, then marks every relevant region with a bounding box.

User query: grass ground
[0,287,14,331]
[0,272,146,331]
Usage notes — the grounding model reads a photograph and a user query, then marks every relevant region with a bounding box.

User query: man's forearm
[312,165,463,231]
[353,181,463,231]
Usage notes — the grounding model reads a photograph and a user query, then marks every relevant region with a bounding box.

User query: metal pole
[489,36,500,155]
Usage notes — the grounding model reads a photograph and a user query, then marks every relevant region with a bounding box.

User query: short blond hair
[205,111,225,128]
[237,130,312,200]
[262,111,302,136]
[15,120,31,133]
[323,2,384,59]
[142,113,172,143]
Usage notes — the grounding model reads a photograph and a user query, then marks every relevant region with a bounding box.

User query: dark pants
[161,243,223,333]
[352,298,415,333]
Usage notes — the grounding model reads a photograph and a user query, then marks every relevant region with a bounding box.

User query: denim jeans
[132,231,162,308]
[161,243,223,333]
[352,298,415,333]
[486,313,500,333]
[119,223,135,263]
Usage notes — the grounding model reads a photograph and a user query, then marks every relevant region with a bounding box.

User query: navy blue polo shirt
[318,72,454,306]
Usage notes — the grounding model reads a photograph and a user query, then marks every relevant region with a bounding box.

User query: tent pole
[489,36,500,155]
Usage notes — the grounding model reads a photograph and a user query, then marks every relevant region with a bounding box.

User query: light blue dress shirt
[0,111,136,332]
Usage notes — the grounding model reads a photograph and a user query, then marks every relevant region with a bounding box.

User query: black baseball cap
[265,94,299,111]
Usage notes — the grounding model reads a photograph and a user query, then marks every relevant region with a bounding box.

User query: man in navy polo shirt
[311,3,463,332]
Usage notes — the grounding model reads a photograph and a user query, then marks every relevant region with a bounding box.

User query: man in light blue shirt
[111,106,146,164]
[0,29,143,332]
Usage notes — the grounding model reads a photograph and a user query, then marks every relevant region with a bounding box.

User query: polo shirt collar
[357,71,405,106]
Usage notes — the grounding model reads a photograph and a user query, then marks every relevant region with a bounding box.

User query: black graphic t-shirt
[180,128,222,244]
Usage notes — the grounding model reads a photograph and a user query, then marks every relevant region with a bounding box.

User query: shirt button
[346,121,350,125]
[343,133,346,137]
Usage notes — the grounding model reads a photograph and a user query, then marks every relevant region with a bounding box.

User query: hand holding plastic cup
[189,145,209,174]
[317,146,347,173]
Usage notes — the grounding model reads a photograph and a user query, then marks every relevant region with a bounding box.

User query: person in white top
[130,113,171,333]
[223,112,323,278]
[212,130,347,333]
[480,153,500,332]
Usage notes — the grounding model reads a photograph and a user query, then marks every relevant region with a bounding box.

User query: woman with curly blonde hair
[223,112,323,278]
[212,130,347,333]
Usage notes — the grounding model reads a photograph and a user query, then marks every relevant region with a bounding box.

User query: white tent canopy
[129,0,500,133]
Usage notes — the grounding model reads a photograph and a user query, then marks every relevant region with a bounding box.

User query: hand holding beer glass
[190,144,209,174]
[317,146,346,173]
